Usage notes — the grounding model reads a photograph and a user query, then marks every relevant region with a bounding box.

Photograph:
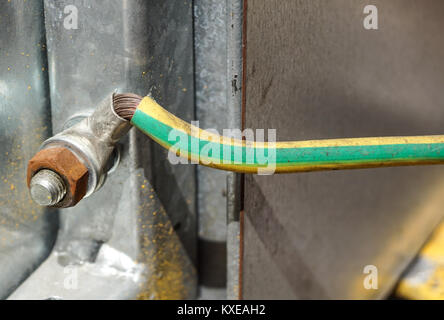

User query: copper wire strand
[113,93,142,121]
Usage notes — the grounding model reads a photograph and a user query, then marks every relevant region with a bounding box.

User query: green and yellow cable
[114,94,444,174]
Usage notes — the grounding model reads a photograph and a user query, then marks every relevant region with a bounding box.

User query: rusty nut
[27,147,89,208]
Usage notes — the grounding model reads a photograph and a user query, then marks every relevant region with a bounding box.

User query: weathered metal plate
[243,0,444,299]
[0,0,57,299]
[10,0,197,299]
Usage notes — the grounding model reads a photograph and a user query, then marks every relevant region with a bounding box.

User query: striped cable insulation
[127,96,444,174]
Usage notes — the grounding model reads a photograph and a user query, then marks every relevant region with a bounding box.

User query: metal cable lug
[27,93,132,208]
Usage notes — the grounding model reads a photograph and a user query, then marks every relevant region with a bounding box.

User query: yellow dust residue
[0,116,49,235]
[136,188,196,300]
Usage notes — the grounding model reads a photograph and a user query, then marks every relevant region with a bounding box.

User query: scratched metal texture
[243,0,444,299]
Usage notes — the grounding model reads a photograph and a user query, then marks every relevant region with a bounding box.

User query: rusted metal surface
[27,148,89,208]
[37,94,132,204]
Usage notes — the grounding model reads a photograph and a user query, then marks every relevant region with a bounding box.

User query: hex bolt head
[29,169,67,206]
[27,147,89,208]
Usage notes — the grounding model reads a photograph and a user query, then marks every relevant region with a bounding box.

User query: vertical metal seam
[239,0,247,301]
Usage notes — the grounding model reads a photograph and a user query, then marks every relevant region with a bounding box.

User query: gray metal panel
[243,0,444,299]
[194,0,243,299]
[0,0,57,299]
[11,0,197,299]
[194,0,228,299]
[225,0,244,300]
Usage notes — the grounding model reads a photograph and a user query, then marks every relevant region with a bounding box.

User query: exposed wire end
[113,93,142,121]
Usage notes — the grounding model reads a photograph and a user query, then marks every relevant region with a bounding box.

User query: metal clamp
[27,93,132,208]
